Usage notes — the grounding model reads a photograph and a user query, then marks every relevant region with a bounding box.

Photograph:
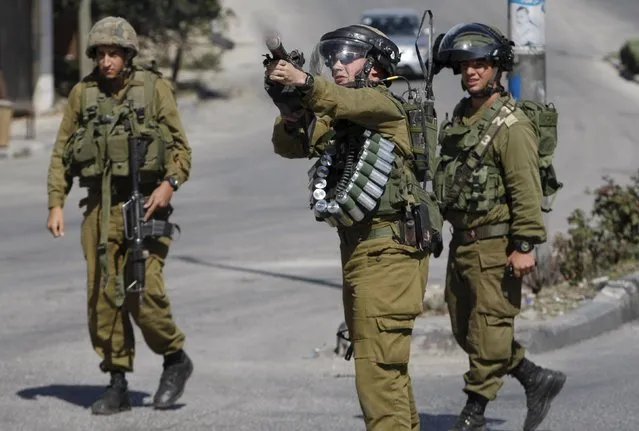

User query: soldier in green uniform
[45,16,193,415]
[264,25,442,431]
[432,23,566,431]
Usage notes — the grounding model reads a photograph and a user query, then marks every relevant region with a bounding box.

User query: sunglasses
[324,50,365,67]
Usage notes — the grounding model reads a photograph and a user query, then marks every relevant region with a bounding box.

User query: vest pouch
[439,157,464,209]
[412,189,444,257]
[463,164,504,213]
[435,123,490,211]
[375,158,407,216]
[106,134,130,177]
[411,185,443,232]
[424,115,438,182]
[71,125,103,178]
[140,134,166,174]
[137,123,167,174]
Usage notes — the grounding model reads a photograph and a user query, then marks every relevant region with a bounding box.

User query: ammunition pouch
[399,201,443,257]
[309,129,398,227]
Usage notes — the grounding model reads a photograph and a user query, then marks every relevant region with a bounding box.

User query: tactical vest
[64,66,174,184]
[434,94,562,214]
[434,96,514,214]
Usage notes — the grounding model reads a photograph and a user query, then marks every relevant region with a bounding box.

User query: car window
[361,15,419,36]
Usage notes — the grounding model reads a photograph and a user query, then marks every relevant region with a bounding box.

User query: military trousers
[339,223,429,431]
[80,194,185,373]
[444,235,525,400]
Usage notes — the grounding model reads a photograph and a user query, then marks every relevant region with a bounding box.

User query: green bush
[553,171,639,283]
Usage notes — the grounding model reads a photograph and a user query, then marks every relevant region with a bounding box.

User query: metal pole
[34,0,54,114]
[508,0,552,284]
[78,0,92,78]
[508,0,546,102]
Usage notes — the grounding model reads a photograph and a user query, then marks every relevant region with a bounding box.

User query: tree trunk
[171,41,184,83]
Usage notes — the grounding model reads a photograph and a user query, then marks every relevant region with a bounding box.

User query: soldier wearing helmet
[432,23,566,431]
[265,23,442,430]
[46,16,193,415]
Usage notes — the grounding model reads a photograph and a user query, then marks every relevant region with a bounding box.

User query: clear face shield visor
[309,39,371,79]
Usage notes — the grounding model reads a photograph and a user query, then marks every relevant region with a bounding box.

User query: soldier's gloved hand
[282,109,307,124]
[144,182,173,222]
[265,60,307,86]
[47,206,65,238]
[506,251,536,278]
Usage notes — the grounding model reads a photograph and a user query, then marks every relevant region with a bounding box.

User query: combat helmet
[316,24,401,86]
[86,16,139,59]
[436,23,514,75]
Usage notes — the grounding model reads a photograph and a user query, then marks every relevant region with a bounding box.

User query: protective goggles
[318,39,371,67]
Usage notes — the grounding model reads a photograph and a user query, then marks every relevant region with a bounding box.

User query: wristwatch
[164,176,179,191]
[298,73,314,93]
[513,239,534,253]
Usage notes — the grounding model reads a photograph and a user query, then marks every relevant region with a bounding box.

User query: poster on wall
[509,0,545,52]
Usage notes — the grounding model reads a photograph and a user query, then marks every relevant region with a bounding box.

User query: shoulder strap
[442,96,518,210]
[142,69,159,119]
[80,82,100,122]
[123,68,159,130]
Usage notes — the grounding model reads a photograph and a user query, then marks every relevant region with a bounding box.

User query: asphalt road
[1,0,639,430]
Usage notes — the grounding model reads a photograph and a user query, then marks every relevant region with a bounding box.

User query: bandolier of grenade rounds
[308,130,396,227]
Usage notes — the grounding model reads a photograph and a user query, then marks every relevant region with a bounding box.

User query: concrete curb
[413,271,639,354]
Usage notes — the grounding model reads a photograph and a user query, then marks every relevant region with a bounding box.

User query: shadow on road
[355,413,506,431]
[16,384,152,408]
[173,254,342,289]
[419,413,507,431]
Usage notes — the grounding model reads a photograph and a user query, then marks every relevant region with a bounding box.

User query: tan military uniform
[435,94,546,400]
[272,76,429,431]
[47,69,191,373]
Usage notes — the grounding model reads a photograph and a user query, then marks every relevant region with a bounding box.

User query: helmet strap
[353,57,375,88]
[463,69,504,99]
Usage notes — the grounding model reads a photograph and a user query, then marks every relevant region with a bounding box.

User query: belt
[368,224,396,240]
[338,220,400,245]
[452,222,511,245]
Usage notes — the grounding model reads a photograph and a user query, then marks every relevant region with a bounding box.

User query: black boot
[511,358,567,431]
[91,371,132,415]
[153,350,194,409]
[449,393,488,431]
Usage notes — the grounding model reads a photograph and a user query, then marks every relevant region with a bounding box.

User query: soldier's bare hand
[47,207,65,238]
[143,181,173,222]
[265,60,307,86]
[507,251,536,278]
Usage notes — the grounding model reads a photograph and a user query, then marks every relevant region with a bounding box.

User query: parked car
[360,8,431,79]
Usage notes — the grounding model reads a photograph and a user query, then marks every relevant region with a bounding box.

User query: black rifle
[122,135,178,303]
[263,32,306,116]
